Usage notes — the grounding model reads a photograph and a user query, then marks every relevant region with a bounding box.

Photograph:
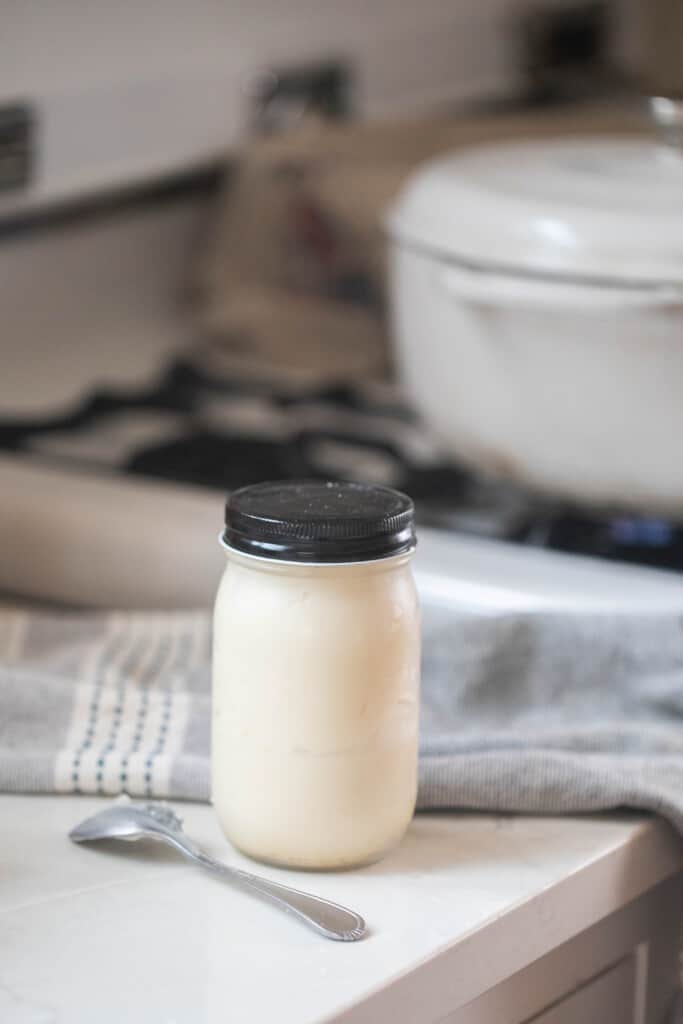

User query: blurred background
[1,0,683,606]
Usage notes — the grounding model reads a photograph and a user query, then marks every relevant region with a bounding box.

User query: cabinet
[528,957,635,1024]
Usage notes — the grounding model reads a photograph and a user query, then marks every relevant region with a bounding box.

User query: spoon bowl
[69,804,183,844]
[70,807,153,843]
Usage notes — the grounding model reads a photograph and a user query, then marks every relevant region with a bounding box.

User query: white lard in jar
[212,480,420,870]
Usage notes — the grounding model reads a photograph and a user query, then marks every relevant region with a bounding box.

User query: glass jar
[212,480,420,870]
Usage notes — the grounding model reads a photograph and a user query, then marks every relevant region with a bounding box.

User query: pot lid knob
[650,96,683,153]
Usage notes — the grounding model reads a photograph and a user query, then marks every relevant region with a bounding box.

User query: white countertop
[2,795,681,1024]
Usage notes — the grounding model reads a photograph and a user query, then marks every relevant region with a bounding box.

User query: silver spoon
[69,802,366,942]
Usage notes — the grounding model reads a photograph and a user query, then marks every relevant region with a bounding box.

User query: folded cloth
[2,602,683,834]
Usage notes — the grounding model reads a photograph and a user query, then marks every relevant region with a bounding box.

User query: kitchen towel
[2,601,683,835]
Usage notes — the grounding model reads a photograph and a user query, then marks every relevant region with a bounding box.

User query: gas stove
[2,337,682,578]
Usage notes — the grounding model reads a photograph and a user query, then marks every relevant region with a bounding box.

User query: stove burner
[526,511,683,571]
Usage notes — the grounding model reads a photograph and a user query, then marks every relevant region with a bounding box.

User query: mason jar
[212,480,420,870]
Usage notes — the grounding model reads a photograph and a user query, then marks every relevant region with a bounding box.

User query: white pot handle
[439,264,683,312]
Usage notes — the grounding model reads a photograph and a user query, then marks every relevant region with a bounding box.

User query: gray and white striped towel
[2,601,683,835]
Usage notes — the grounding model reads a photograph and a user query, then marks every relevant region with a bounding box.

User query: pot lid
[388,125,683,286]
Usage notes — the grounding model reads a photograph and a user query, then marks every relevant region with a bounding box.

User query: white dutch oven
[388,102,683,513]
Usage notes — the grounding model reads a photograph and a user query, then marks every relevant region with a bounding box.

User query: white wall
[0,1,642,215]
[0,0,522,212]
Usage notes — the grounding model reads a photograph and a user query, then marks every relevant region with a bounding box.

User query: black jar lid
[222,480,416,563]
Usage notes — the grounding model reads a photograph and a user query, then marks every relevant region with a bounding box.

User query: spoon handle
[166,835,366,941]
[208,856,366,941]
